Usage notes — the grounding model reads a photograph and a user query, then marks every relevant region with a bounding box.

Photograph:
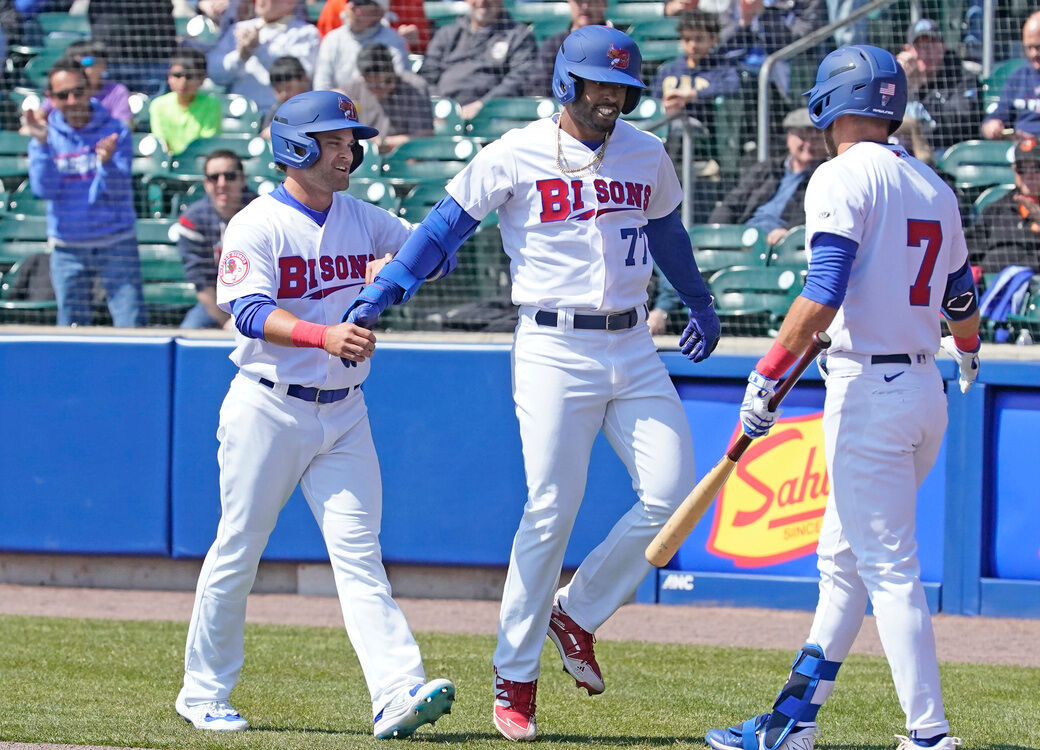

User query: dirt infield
[2,583,1039,667]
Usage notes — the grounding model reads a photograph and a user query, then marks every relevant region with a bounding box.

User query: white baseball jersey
[216,192,411,387]
[804,141,968,355]
[446,116,683,311]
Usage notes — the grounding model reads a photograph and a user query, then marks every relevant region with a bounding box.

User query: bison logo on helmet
[339,98,359,122]
[606,44,629,70]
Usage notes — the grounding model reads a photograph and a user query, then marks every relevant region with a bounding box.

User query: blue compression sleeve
[231,293,277,340]
[941,259,979,321]
[378,196,479,301]
[801,232,858,308]
[645,210,712,310]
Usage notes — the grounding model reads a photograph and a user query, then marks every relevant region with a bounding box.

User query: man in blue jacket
[26,58,144,327]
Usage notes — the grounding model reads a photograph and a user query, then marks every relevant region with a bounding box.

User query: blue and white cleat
[175,692,249,731]
[374,678,455,739]
[705,713,816,750]
[895,735,962,750]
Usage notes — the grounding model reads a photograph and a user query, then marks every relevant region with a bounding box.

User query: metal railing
[757,0,921,162]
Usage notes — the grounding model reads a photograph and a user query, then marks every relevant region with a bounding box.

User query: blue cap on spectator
[79,56,95,67]
[907,19,942,44]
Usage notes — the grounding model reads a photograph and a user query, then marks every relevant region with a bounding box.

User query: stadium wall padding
[0,334,1037,617]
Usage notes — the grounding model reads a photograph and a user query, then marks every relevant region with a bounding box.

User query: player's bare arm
[262,307,376,362]
[773,296,838,359]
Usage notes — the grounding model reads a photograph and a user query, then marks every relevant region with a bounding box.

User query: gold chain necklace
[554,115,610,177]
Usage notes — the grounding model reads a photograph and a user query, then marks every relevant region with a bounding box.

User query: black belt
[258,377,359,404]
[870,354,912,365]
[534,308,640,331]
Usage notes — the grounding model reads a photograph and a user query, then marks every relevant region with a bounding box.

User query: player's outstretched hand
[740,369,781,438]
[679,301,721,362]
[327,321,376,367]
[940,336,980,394]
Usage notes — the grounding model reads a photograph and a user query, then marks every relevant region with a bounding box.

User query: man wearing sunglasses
[26,58,145,327]
[177,149,258,329]
[149,48,222,155]
[966,137,1040,272]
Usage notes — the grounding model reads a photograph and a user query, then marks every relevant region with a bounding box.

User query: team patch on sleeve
[219,250,250,286]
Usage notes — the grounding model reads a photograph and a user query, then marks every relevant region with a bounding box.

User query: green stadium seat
[166,134,267,175]
[432,97,466,136]
[143,281,196,326]
[0,258,58,324]
[21,49,66,90]
[37,12,90,36]
[974,183,1015,216]
[379,136,480,186]
[509,2,570,23]
[423,0,468,27]
[620,97,667,137]
[176,14,221,47]
[637,38,680,64]
[6,181,46,215]
[136,218,179,245]
[983,57,1028,112]
[708,265,803,337]
[343,178,398,211]
[397,180,449,223]
[688,223,768,255]
[1005,277,1040,341]
[938,139,1015,190]
[768,225,807,267]
[529,17,572,40]
[627,18,680,41]
[138,243,186,282]
[693,248,764,275]
[220,95,262,135]
[0,213,49,242]
[465,97,558,140]
[609,2,666,26]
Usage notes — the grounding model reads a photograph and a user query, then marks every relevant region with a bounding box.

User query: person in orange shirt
[316,0,430,51]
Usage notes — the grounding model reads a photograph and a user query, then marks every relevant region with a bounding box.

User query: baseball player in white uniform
[175,90,455,740]
[705,46,980,750]
[342,26,721,742]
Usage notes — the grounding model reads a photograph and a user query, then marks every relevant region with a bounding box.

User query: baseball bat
[644,331,832,567]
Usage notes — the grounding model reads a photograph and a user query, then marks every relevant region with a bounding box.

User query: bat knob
[812,331,832,350]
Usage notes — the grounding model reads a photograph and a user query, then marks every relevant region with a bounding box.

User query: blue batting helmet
[270,90,378,170]
[552,25,645,115]
[805,45,907,132]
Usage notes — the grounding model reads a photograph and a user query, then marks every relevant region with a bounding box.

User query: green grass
[0,615,1038,749]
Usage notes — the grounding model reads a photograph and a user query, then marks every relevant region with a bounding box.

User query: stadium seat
[0,213,48,242]
[344,178,398,211]
[609,2,667,26]
[0,259,58,324]
[627,18,680,42]
[1006,277,1040,340]
[20,49,66,90]
[620,97,667,137]
[7,180,46,215]
[136,218,180,245]
[138,243,186,282]
[37,12,89,36]
[937,140,1015,190]
[432,97,466,136]
[982,57,1028,111]
[688,224,768,259]
[176,14,221,47]
[529,17,572,40]
[465,97,558,140]
[143,281,196,326]
[974,183,1015,216]
[768,225,808,267]
[166,134,267,175]
[509,2,570,23]
[708,265,804,336]
[423,0,468,28]
[379,136,480,186]
[220,95,262,135]
[397,180,449,223]
[693,248,764,275]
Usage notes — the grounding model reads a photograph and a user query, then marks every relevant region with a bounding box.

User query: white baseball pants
[181,374,425,716]
[494,310,696,682]
[807,353,949,736]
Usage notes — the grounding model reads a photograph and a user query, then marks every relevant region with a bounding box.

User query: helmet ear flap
[349,141,365,174]
[622,86,641,115]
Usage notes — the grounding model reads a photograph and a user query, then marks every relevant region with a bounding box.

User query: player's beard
[823,125,838,158]
[568,96,620,138]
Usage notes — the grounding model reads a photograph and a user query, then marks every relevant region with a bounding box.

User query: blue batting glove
[740,369,781,438]
[679,299,721,362]
[340,277,405,368]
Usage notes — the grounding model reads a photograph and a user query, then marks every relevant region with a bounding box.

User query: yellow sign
[707,412,829,567]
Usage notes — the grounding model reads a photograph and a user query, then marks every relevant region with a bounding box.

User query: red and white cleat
[493,669,537,742]
[547,601,604,695]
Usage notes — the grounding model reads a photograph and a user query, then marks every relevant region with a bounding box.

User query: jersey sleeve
[646,141,683,220]
[215,211,279,312]
[445,138,516,221]
[803,162,870,245]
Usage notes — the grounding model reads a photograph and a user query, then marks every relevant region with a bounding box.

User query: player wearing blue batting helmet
[805,45,907,134]
[552,25,646,115]
[270,90,378,171]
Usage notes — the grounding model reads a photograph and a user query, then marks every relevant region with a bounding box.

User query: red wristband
[953,334,980,352]
[756,341,799,379]
[290,320,329,349]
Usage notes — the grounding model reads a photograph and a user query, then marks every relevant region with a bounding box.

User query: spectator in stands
[983,11,1040,140]
[260,55,312,138]
[88,0,178,95]
[149,49,222,155]
[206,0,320,111]
[25,59,145,327]
[708,107,824,243]
[718,0,825,95]
[894,18,981,158]
[826,0,869,47]
[36,41,132,125]
[340,43,433,153]
[966,138,1040,272]
[312,0,410,91]
[177,149,258,328]
[654,10,739,171]
[316,0,431,52]
[528,0,608,96]
[419,0,537,120]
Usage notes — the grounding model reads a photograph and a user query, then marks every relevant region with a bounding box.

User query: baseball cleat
[175,693,249,731]
[895,735,962,750]
[705,713,816,750]
[547,601,604,695]
[493,669,537,742]
[373,678,455,739]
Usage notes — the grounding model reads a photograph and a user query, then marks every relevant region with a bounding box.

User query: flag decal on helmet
[879,81,895,106]
[606,44,629,70]
[340,98,359,121]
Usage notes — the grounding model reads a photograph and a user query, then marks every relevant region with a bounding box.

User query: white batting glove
[740,370,781,438]
[941,336,980,394]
